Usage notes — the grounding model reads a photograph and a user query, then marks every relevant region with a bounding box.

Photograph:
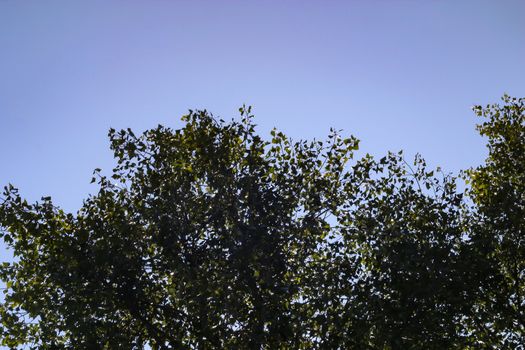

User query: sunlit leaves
[464,95,525,347]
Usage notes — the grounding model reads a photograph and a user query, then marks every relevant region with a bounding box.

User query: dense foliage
[1,96,523,349]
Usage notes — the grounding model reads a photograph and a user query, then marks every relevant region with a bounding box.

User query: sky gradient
[1,0,524,265]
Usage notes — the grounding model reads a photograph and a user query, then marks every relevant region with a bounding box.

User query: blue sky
[0,0,524,266]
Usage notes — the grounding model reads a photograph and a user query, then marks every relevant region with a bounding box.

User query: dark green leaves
[1,98,524,349]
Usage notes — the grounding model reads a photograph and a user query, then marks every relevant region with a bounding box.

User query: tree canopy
[1,97,524,349]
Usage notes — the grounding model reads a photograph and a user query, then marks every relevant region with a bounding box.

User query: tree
[464,95,525,348]
[0,98,523,349]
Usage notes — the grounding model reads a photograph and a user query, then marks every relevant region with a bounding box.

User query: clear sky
[0,0,524,265]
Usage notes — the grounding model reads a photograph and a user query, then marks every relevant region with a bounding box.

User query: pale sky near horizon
[0,1,524,263]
